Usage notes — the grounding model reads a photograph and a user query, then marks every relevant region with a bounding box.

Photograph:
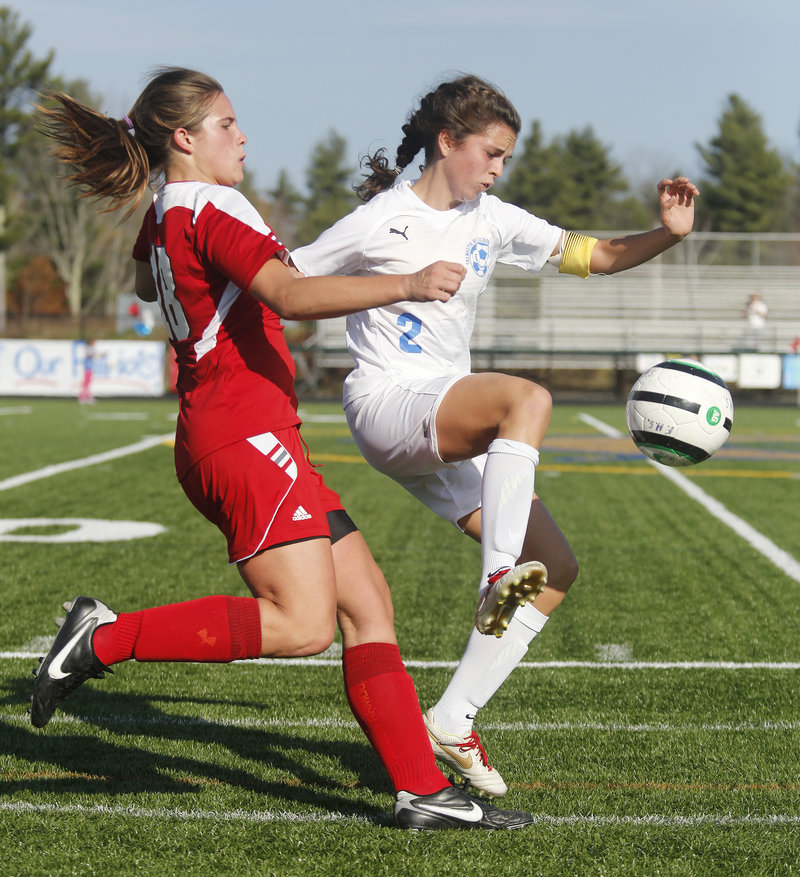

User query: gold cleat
[474,561,548,637]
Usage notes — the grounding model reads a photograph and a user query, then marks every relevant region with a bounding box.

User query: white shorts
[344,375,485,527]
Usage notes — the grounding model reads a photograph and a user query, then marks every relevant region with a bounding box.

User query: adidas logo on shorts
[292,506,312,522]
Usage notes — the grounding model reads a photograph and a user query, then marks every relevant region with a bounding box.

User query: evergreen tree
[265,169,304,250]
[548,126,630,230]
[236,165,264,210]
[696,93,792,232]
[500,120,558,214]
[296,130,357,245]
[501,121,644,230]
[0,6,53,329]
[0,7,52,203]
[786,131,800,233]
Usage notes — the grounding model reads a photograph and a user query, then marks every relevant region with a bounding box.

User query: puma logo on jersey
[389,226,409,240]
[292,506,312,521]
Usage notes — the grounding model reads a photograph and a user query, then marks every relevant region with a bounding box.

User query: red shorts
[180,426,343,563]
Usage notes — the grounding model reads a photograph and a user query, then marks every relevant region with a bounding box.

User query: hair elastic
[122,115,135,135]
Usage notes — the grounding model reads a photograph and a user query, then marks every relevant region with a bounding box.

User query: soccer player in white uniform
[292,73,698,796]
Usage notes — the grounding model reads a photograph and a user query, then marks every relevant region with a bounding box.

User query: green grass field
[2,395,800,876]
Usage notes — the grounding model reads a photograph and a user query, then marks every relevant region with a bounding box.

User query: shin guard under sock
[343,642,449,795]
[480,438,539,583]
[92,595,262,665]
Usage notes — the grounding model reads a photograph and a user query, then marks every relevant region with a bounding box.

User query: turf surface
[2,397,799,875]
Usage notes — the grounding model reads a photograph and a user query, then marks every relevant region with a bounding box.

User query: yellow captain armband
[558,232,599,279]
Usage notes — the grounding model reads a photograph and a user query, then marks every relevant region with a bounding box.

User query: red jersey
[133,182,300,479]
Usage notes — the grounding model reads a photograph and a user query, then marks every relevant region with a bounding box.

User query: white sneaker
[423,709,508,797]
[475,561,548,637]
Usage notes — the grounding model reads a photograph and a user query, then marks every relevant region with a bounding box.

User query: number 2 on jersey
[397,312,423,353]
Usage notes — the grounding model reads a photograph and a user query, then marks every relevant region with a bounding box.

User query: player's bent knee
[551,553,579,592]
[276,620,337,657]
[522,382,552,419]
[295,630,337,657]
[504,381,552,433]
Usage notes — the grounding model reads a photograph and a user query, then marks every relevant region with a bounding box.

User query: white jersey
[291,179,562,406]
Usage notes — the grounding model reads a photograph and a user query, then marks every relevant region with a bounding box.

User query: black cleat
[29,596,116,728]
[394,783,532,830]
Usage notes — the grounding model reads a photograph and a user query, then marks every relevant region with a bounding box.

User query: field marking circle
[0,518,166,543]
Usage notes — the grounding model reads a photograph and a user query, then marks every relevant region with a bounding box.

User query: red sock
[343,642,449,795]
[92,595,262,665]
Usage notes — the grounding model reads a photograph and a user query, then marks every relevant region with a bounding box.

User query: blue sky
[20,0,800,196]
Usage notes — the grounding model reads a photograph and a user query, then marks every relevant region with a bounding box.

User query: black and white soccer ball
[625,359,734,467]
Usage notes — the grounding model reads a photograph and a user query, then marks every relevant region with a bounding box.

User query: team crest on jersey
[466,238,491,277]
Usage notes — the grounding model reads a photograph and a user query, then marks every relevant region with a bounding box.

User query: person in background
[743,292,768,349]
[78,338,101,404]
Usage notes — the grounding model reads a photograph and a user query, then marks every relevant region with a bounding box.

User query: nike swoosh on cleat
[412,800,484,823]
[47,619,96,680]
[438,744,474,771]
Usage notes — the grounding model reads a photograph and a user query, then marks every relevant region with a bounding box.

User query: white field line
[3,711,800,734]
[297,410,348,423]
[5,652,800,670]
[2,800,799,829]
[0,434,174,492]
[0,800,367,825]
[578,412,800,584]
[86,412,150,421]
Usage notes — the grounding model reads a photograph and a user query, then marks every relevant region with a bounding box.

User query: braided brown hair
[37,67,223,216]
[356,74,521,202]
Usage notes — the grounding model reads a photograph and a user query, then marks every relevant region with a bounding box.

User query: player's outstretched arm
[589,177,699,275]
[248,257,465,320]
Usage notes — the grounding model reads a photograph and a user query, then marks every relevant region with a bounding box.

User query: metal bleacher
[302,232,800,384]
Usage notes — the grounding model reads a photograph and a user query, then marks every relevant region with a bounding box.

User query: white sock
[480,438,539,586]
[430,603,549,736]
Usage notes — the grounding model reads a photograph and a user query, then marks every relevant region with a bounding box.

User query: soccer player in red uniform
[29,67,533,830]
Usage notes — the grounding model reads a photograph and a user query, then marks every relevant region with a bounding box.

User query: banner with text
[0,339,166,397]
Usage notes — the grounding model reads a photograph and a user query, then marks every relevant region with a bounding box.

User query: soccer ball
[625,359,734,467]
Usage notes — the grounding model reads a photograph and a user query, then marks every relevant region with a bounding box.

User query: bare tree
[19,83,139,318]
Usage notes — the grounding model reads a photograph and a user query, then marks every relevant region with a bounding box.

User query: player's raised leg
[424,496,578,793]
[435,373,551,638]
